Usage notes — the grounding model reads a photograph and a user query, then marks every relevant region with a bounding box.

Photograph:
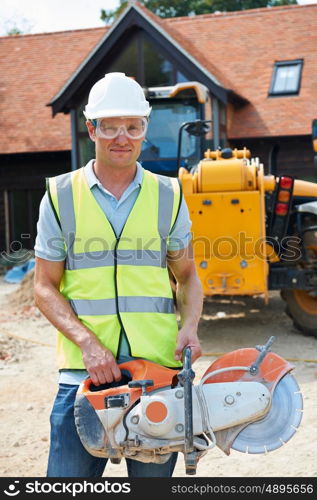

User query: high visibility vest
[47,166,182,369]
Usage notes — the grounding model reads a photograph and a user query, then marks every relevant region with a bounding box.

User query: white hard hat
[83,72,151,120]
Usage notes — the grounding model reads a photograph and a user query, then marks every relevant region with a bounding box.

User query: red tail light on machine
[275,202,289,216]
[279,177,293,190]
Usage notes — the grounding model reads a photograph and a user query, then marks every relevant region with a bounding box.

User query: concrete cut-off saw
[74,336,303,475]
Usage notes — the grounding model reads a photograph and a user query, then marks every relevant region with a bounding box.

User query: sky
[0,0,120,35]
[1,0,316,36]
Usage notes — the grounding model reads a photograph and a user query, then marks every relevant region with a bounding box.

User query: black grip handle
[128,379,154,390]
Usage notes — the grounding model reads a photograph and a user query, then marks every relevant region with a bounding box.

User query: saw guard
[202,347,293,386]
[201,348,295,454]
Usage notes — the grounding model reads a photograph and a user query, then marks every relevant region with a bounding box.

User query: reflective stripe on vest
[47,167,182,369]
[70,296,174,316]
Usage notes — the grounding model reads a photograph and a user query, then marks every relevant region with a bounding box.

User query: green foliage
[6,27,23,35]
[4,17,33,36]
[100,0,297,23]
[100,1,128,24]
[196,0,298,14]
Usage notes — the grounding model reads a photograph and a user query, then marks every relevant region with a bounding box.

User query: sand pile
[7,268,35,309]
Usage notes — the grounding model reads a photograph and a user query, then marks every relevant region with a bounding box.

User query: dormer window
[269,60,303,96]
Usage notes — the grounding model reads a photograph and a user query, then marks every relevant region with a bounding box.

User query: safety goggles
[92,117,148,140]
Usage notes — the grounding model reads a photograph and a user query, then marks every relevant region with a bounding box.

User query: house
[0,1,316,253]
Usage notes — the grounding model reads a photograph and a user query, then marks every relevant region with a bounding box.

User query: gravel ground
[0,277,316,478]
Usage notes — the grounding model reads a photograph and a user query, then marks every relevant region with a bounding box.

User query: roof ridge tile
[0,26,108,40]
[163,3,315,23]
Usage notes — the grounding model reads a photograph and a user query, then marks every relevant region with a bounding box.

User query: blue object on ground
[3,259,35,284]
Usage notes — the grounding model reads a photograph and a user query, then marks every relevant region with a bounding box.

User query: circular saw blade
[231,373,303,454]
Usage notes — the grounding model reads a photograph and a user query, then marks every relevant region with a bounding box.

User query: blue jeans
[47,384,178,477]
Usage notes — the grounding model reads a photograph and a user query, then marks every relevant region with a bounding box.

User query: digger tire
[281,289,317,338]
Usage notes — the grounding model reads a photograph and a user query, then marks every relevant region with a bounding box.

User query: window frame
[73,30,227,170]
[269,59,303,97]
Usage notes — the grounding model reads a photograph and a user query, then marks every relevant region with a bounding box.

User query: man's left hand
[174,326,202,363]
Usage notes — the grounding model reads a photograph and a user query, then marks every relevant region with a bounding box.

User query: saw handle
[250,336,276,375]
[177,347,196,475]
[128,379,154,395]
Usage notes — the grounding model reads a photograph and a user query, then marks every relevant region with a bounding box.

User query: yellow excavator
[143,82,317,337]
[178,144,317,337]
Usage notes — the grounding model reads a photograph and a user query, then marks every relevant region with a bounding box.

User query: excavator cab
[140,82,214,176]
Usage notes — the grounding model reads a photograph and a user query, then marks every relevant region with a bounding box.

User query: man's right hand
[81,338,122,386]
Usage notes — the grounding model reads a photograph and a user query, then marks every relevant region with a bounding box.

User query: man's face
[86,116,146,169]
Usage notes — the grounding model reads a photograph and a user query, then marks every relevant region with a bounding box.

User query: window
[141,100,199,160]
[139,98,202,175]
[107,33,177,87]
[143,37,174,87]
[77,100,95,167]
[107,35,138,78]
[269,60,303,96]
[219,102,228,148]
[176,71,189,83]
[73,31,227,171]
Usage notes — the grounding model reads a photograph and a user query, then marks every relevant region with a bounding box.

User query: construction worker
[34,72,203,477]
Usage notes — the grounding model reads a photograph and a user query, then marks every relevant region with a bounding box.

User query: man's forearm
[173,272,203,362]
[167,244,204,361]
[35,282,122,384]
[34,283,96,349]
[176,273,203,329]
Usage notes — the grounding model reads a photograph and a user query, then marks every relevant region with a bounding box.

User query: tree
[100,0,297,23]
[6,26,24,36]
[3,16,33,36]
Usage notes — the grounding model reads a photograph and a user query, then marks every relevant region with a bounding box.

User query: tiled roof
[0,3,316,154]
[161,3,317,139]
[0,28,107,154]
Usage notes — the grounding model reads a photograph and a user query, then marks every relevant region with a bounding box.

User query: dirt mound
[7,269,35,309]
[0,334,29,363]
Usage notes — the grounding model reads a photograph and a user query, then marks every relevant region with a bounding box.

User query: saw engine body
[74,337,303,474]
